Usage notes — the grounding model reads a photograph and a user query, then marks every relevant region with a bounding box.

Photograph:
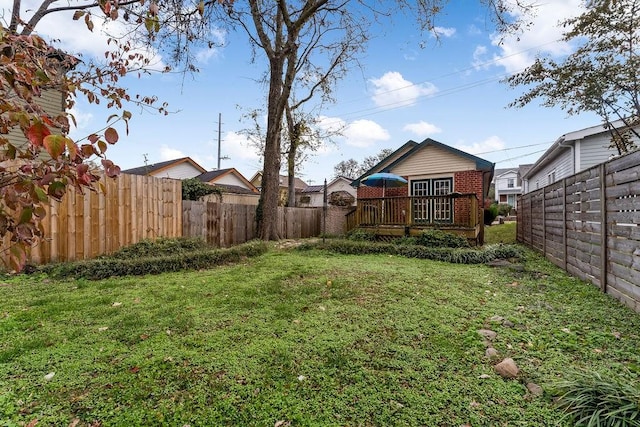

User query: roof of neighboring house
[300,176,354,194]
[122,157,206,176]
[493,168,518,179]
[522,119,637,180]
[213,183,259,195]
[300,185,324,194]
[197,168,259,193]
[250,172,308,189]
[518,164,533,178]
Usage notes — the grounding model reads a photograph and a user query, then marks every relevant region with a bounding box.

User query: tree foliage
[506,0,640,154]
[1,0,228,270]
[333,148,394,179]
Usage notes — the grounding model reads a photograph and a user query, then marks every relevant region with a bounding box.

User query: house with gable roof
[522,119,640,193]
[349,138,495,244]
[297,176,357,207]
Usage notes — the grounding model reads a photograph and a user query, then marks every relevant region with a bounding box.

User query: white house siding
[392,145,475,176]
[495,170,521,209]
[151,163,202,179]
[579,133,614,170]
[527,148,574,190]
[330,179,357,199]
[215,173,251,189]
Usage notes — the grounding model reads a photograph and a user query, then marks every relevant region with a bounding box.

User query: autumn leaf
[26,122,51,147]
[72,10,84,20]
[104,127,119,144]
[43,134,67,159]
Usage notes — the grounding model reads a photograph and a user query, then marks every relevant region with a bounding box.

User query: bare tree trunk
[257,58,286,240]
[285,105,299,207]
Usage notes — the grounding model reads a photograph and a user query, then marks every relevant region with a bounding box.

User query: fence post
[542,187,546,255]
[599,163,608,293]
[562,178,567,271]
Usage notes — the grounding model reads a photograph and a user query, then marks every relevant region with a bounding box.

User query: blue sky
[2,0,600,184]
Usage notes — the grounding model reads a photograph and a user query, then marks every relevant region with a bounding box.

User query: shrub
[37,240,269,279]
[553,371,640,427]
[346,229,377,241]
[296,239,520,264]
[182,178,223,201]
[415,230,470,248]
[496,203,513,217]
[484,204,499,225]
[105,237,211,259]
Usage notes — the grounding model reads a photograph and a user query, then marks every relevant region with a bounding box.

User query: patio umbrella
[361,172,408,197]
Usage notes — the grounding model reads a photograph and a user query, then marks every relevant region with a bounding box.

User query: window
[507,178,515,188]
[547,170,556,185]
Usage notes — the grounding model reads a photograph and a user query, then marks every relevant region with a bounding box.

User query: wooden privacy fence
[2,173,182,265]
[517,150,640,312]
[182,201,322,247]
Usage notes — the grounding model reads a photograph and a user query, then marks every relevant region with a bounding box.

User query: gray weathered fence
[517,150,640,312]
[183,201,322,247]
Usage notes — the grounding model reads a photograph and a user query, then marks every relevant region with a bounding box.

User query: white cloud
[2,0,166,71]
[489,0,585,74]
[455,136,505,155]
[431,26,456,38]
[343,120,390,148]
[159,144,186,160]
[369,71,438,108]
[195,28,227,64]
[220,131,261,162]
[403,121,442,137]
[468,24,482,36]
[472,45,490,71]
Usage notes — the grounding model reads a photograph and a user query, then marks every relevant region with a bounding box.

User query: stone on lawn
[485,347,500,360]
[526,382,543,397]
[494,358,519,379]
[477,329,497,341]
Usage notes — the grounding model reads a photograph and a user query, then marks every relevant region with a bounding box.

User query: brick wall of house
[357,185,408,198]
[453,170,484,225]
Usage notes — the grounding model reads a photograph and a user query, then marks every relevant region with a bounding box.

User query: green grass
[485,222,517,245]
[1,245,639,426]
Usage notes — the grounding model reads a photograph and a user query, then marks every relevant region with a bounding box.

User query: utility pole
[215,113,230,170]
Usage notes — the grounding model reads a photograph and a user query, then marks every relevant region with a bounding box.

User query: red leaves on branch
[0,30,128,271]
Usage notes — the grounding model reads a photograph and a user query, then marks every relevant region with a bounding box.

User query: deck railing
[346,193,479,231]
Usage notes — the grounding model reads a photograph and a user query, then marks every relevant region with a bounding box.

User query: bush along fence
[182,200,322,247]
[1,173,183,266]
[517,149,640,312]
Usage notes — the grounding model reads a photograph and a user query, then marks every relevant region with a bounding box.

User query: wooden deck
[346,194,483,244]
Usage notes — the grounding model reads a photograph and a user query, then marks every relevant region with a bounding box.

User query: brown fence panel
[183,202,321,247]
[9,174,182,266]
[518,150,640,312]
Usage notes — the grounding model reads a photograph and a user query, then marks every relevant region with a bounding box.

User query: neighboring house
[197,168,260,204]
[122,157,206,180]
[522,120,640,193]
[124,160,260,203]
[350,138,494,243]
[493,167,523,210]
[297,176,357,207]
[250,172,308,206]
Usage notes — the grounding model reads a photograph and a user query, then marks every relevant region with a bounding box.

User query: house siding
[391,145,476,176]
[150,163,203,179]
[215,173,251,189]
[527,148,574,190]
[579,133,616,170]
[6,89,65,151]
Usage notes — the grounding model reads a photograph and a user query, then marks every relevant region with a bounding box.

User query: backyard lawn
[1,231,639,426]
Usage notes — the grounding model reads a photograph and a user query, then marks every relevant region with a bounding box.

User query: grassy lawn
[484,222,517,245]
[1,243,639,426]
